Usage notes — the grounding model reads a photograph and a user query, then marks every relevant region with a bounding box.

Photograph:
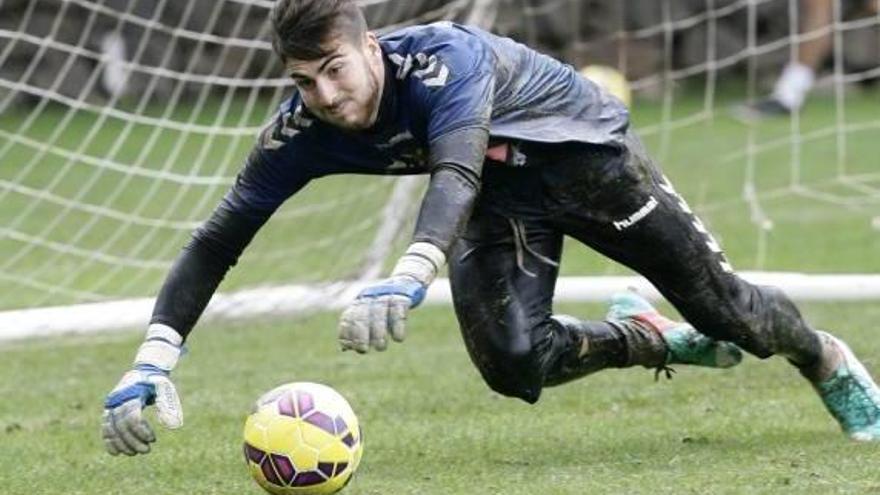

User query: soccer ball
[243,382,364,495]
[579,64,632,107]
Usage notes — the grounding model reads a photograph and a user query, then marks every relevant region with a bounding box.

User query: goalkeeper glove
[338,242,445,353]
[102,324,183,456]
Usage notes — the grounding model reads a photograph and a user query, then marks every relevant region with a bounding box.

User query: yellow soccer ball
[579,64,632,107]
[244,382,363,495]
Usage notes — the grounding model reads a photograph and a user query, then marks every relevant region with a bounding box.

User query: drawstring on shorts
[506,218,559,277]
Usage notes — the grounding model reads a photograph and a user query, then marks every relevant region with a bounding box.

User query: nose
[314,78,339,108]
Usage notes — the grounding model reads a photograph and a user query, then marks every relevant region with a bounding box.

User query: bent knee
[473,343,545,404]
[483,375,542,404]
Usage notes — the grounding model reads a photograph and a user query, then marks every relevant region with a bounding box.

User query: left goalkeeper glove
[102,324,184,456]
[338,242,445,353]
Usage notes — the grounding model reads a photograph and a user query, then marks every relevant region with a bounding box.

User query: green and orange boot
[606,291,743,369]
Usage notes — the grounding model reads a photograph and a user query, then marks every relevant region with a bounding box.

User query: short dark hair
[271,0,368,62]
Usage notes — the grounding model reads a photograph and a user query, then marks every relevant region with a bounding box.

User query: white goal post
[2,273,880,341]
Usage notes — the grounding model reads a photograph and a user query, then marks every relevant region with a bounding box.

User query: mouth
[326,101,348,115]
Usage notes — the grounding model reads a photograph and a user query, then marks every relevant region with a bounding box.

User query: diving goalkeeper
[102,0,880,456]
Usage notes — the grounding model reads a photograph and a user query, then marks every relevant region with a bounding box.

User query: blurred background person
[734,0,879,121]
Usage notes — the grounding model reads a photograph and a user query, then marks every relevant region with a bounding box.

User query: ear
[364,32,380,56]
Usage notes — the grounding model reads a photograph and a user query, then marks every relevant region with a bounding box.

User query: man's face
[285,33,384,131]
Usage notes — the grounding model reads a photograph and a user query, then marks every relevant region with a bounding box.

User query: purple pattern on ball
[342,432,355,447]
[334,462,349,476]
[293,471,326,487]
[261,458,282,486]
[243,443,265,464]
[333,415,348,435]
[271,454,297,484]
[296,391,314,416]
[304,411,335,435]
[277,392,296,417]
[317,462,335,478]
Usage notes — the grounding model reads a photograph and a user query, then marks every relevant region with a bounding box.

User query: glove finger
[103,408,136,456]
[369,298,389,351]
[151,376,183,430]
[119,399,157,444]
[338,303,370,353]
[108,403,150,455]
[101,410,127,456]
[388,296,409,342]
[118,401,154,454]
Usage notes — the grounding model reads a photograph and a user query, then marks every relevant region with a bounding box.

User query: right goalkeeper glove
[102,324,184,456]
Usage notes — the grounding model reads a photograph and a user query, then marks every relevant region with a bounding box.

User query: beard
[323,57,382,132]
[360,60,382,129]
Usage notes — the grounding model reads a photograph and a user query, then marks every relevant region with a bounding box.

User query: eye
[296,79,315,90]
[327,64,344,76]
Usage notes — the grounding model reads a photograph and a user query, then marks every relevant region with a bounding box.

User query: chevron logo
[259,105,313,150]
[658,174,734,273]
[289,104,312,130]
[422,63,449,87]
[387,51,449,88]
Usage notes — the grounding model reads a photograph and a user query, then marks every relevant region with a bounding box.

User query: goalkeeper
[103,0,880,456]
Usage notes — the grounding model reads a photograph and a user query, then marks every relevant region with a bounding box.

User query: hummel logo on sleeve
[387,52,450,87]
[259,104,312,151]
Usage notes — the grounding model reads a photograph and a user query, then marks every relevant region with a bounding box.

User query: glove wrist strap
[391,242,446,287]
[134,323,183,372]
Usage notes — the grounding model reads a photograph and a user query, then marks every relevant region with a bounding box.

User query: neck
[366,55,386,127]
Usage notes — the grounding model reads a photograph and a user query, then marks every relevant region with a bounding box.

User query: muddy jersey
[228,21,629,214]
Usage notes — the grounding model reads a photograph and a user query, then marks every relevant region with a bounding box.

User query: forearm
[411,126,488,255]
[151,200,270,339]
[149,238,231,339]
[412,166,480,253]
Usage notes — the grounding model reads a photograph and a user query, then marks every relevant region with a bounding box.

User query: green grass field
[2,301,880,494]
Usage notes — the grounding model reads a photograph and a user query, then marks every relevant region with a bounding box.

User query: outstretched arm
[103,120,312,456]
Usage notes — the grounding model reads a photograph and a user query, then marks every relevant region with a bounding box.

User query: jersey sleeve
[228,109,316,214]
[408,30,495,254]
[194,108,315,262]
[419,31,496,143]
[150,107,314,338]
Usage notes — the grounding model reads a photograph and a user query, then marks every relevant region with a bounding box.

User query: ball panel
[244,442,266,464]
[271,454,297,484]
[292,471,326,487]
[260,457,283,486]
[277,392,296,418]
[296,390,315,416]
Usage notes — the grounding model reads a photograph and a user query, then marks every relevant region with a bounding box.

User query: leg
[730,0,833,120]
[447,200,734,403]
[798,0,834,69]
[548,132,822,364]
[547,131,880,439]
[448,205,658,403]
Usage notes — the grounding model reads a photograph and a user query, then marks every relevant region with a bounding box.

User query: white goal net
[1,0,878,338]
